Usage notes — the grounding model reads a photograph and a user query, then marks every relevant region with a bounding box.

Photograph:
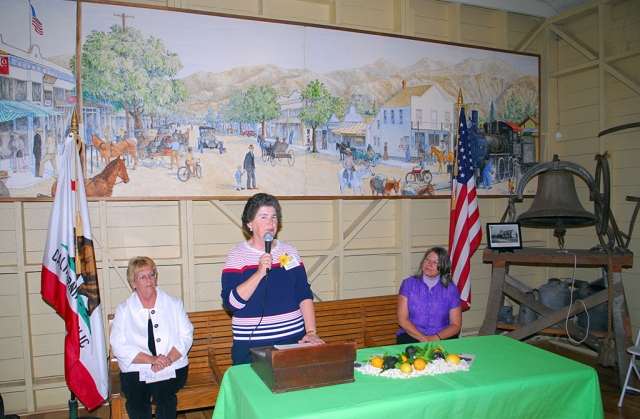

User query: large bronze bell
[517,168,598,228]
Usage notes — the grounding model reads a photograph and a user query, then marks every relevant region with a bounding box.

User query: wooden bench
[108,294,398,418]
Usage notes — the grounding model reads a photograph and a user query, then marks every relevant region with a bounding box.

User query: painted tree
[227,90,250,134]
[245,85,280,139]
[72,25,188,133]
[489,100,495,122]
[501,93,524,124]
[299,80,345,153]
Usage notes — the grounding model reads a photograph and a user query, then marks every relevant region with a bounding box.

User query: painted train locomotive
[467,110,537,185]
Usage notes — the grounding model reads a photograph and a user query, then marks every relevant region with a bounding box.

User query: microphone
[264,232,274,254]
[263,232,274,273]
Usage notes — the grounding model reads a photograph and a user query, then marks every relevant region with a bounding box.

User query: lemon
[371,357,384,369]
[445,353,461,365]
[400,362,413,374]
[413,358,427,371]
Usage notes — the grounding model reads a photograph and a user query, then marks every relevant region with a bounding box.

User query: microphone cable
[242,270,269,364]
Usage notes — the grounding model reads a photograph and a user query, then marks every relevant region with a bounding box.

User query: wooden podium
[480,247,634,388]
[250,341,357,393]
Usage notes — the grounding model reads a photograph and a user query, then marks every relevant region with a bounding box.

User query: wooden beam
[604,63,640,95]
[549,24,598,61]
[605,47,640,64]
[515,21,546,52]
[550,61,599,78]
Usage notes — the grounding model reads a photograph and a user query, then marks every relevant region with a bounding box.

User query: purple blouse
[397,276,461,336]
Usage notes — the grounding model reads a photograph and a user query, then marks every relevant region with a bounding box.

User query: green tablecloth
[212,335,603,419]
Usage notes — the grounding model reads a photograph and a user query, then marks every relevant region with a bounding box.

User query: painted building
[275,90,305,145]
[0,40,73,184]
[369,81,454,161]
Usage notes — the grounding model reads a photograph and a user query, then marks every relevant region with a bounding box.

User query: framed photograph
[487,223,522,250]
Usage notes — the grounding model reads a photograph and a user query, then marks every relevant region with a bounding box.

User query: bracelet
[436,333,442,341]
[306,329,317,335]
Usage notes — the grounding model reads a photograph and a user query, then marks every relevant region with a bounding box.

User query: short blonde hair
[127,256,157,285]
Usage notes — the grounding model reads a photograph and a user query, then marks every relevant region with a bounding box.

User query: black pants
[120,366,188,419]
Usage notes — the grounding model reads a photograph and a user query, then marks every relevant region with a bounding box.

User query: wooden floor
[12,340,639,419]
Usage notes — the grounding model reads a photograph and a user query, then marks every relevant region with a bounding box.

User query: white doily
[356,359,470,379]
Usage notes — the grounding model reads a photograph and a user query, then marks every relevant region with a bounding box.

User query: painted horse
[401,182,435,196]
[92,134,138,168]
[338,166,374,196]
[430,147,454,174]
[52,157,130,198]
[336,142,352,161]
[370,176,400,196]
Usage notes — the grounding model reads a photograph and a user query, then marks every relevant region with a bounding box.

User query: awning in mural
[0,100,62,123]
[331,122,366,136]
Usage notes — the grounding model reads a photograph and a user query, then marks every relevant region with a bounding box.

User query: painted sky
[1,0,538,77]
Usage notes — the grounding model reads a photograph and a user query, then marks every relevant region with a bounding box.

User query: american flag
[448,107,482,310]
[31,4,43,36]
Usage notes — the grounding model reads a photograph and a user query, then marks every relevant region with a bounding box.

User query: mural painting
[0,0,540,199]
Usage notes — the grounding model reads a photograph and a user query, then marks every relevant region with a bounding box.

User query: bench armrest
[208,348,223,385]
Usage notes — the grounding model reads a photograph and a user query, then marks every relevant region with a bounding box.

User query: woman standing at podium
[396,247,462,344]
[221,193,324,365]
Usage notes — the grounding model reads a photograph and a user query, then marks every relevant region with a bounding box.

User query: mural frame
[0,0,540,200]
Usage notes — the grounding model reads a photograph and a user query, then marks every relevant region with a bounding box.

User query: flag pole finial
[457,88,464,109]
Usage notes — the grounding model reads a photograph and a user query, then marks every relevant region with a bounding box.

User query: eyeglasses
[424,258,439,266]
[136,272,156,282]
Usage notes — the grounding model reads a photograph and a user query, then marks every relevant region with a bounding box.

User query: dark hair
[127,256,157,285]
[413,247,452,286]
[241,193,282,236]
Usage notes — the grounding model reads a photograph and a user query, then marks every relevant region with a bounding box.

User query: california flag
[41,132,108,410]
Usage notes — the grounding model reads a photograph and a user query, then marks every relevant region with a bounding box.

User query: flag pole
[451,89,464,209]
[68,110,98,419]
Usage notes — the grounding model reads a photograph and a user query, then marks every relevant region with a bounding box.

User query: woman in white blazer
[110,256,194,419]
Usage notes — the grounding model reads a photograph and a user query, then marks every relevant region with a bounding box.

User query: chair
[618,332,640,407]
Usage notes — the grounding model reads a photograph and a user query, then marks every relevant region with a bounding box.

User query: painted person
[396,247,462,344]
[11,132,27,173]
[0,171,10,197]
[33,128,43,177]
[482,158,494,189]
[39,132,58,178]
[221,193,324,365]
[185,147,196,176]
[110,256,194,419]
[235,166,245,191]
[168,139,180,170]
[343,148,354,188]
[243,144,257,190]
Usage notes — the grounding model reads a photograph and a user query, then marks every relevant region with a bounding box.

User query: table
[212,335,603,419]
[480,247,634,388]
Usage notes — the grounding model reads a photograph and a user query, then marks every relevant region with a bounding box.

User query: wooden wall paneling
[97,200,112,337]
[182,200,195,310]
[508,14,543,53]
[412,0,451,42]
[0,204,17,267]
[398,199,411,293]
[187,0,263,16]
[459,5,499,48]
[339,0,395,32]
[332,200,343,300]
[269,0,333,24]
[12,202,35,411]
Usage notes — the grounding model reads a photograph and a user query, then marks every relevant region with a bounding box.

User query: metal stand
[480,247,634,389]
[68,392,100,419]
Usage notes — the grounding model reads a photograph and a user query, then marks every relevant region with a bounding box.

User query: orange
[446,354,461,365]
[371,357,384,369]
[400,362,413,374]
[401,354,408,362]
[413,358,427,371]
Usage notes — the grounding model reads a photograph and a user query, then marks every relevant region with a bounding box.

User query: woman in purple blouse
[396,247,462,344]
